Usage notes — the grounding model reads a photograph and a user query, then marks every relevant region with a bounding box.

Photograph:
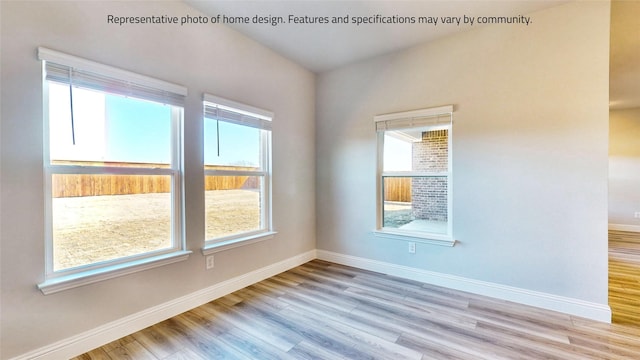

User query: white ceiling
[186,0,568,72]
[186,0,640,109]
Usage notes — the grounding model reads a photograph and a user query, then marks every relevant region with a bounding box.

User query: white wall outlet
[408,242,416,254]
[206,255,214,270]
[635,212,640,219]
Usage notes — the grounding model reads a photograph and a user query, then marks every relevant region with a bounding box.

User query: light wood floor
[74,259,640,360]
[609,230,640,325]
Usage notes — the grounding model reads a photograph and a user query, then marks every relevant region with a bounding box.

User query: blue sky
[204,118,259,167]
[49,83,258,167]
[105,95,171,163]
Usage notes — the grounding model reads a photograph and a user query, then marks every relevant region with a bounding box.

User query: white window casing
[374,105,456,246]
[202,94,275,254]
[38,48,190,293]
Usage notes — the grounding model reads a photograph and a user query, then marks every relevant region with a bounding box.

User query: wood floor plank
[350,299,534,359]
[216,299,307,348]
[286,340,348,360]
[231,299,373,360]
[198,301,299,352]
[69,348,111,360]
[466,300,573,344]
[395,332,480,360]
[76,253,640,360]
[275,284,402,342]
[162,347,208,360]
[216,325,296,360]
[609,230,640,328]
[279,305,422,360]
[100,335,138,353]
[472,321,574,360]
[160,317,245,359]
[105,340,156,360]
[132,324,186,359]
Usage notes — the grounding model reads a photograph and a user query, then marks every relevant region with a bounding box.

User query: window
[38,48,189,293]
[203,94,273,253]
[375,105,455,246]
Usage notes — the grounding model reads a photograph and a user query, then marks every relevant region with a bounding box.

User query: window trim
[202,231,277,255]
[39,48,189,291]
[37,251,191,295]
[203,94,274,249]
[375,105,456,246]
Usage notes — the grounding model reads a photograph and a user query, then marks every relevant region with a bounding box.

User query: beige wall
[0,1,316,358]
[316,0,610,306]
[609,107,640,228]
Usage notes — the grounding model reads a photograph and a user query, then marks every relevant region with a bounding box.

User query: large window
[375,105,455,246]
[203,94,273,252]
[39,48,189,292]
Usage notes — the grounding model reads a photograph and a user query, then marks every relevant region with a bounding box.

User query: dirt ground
[54,192,405,271]
[205,189,260,240]
[383,202,413,228]
[53,189,259,271]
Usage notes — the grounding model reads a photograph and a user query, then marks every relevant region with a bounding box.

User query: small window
[39,48,188,291]
[375,105,454,245]
[203,95,273,251]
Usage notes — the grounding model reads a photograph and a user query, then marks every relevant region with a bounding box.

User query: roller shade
[39,47,186,107]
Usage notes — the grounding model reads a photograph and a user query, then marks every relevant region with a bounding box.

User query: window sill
[373,230,456,247]
[38,250,192,295]
[202,231,277,255]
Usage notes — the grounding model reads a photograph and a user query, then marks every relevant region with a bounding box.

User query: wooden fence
[384,177,412,203]
[52,162,258,198]
[52,162,412,200]
[204,165,259,192]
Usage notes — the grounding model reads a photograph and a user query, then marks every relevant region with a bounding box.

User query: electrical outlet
[408,242,416,254]
[635,212,640,219]
[206,255,214,270]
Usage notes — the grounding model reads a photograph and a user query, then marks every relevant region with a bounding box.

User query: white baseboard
[11,250,317,360]
[609,223,640,232]
[316,250,611,323]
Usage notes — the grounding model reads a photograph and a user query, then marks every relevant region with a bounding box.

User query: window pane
[204,118,260,169]
[383,176,448,235]
[48,82,172,167]
[52,174,172,271]
[384,128,448,172]
[205,175,263,240]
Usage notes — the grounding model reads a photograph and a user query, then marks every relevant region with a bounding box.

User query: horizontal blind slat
[41,50,186,107]
[375,113,451,132]
[204,103,272,131]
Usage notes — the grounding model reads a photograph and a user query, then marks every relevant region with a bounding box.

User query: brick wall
[411,129,448,221]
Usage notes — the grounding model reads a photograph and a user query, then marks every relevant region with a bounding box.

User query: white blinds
[38,47,187,107]
[203,94,273,131]
[374,105,453,131]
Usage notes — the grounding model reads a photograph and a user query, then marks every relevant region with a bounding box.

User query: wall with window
[316,0,609,310]
[0,1,315,358]
[609,107,640,230]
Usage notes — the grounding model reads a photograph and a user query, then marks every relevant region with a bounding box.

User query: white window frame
[374,105,456,247]
[37,47,190,294]
[202,94,275,254]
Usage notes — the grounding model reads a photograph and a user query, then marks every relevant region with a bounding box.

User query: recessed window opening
[39,47,187,280]
[376,106,454,243]
[203,95,273,247]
